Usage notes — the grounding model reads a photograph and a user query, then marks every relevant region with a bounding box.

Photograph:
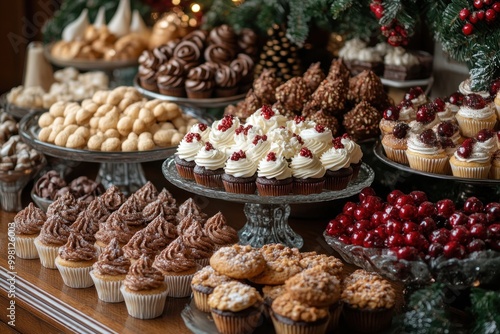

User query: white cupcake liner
[34,238,58,269]
[15,235,39,259]
[456,115,496,138]
[191,287,212,312]
[406,152,449,174]
[90,271,124,303]
[120,286,168,319]
[195,258,210,267]
[382,145,408,165]
[450,164,491,179]
[490,166,500,179]
[55,259,94,288]
[165,273,196,298]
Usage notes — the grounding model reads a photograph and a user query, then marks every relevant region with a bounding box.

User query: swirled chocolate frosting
[38,214,71,246]
[58,232,96,262]
[14,202,46,235]
[94,211,135,245]
[93,238,130,276]
[204,212,238,246]
[123,254,165,291]
[153,237,196,273]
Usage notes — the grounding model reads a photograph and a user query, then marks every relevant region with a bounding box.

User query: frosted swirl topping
[384,47,419,66]
[194,142,227,171]
[70,212,99,243]
[38,215,71,246]
[204,212,238,246]
[190,123,211,142]
[157,59,186,88]
[246,136,271,161]
[135,181,159,206]
[224,153,257,178]
[58,232,96,262]
[453,142,491,163]
[47,193,82,224]
[338,38,367,60]
[457,104,494,119]
[173,40,201,64]
[290,149,326,179]
[177,198,208,223]
[458,79,490,98]
[320,147,351,171]
[14,202,46,235]
[215,64,240,88]
[408,117,440,134]
[341,136,363,164]
[301,126,333,143]
[286,117,316,135]
[94,211,134,245]
[115,195,144,227]
[407,133,444,155]
[153,237,196,273]
[234,124,263,147]
[142,194,177,224]
[257,152,292,180]
[124,255,165,291]
[182,223,215,260]
[475,136,498,154]
[245,107,287,133]
[177,132,204,161]
[186,63,216,92]
[177,214,204,235]
[85,198,110,224]
[208,24,238,50]
[99,185,126,212]
[209,116,239,149]
[93,238,130,276]
[399,105,416,121]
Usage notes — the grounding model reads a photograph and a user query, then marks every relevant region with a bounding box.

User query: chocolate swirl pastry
[115,195,145,228]
[208,24,238,51]
[185,63,216,93]
[204,212,238,246]
[173,40,201,65]
[181,223,214,260]
[14,202,46,235]
[34,170,66,200]
[134,181,159,209]
[204,44,235,65]
[230,53,254,85]
[215,64,241,89]
[99,185,126,212]
[85,198,111,225]
[157,59,187,89]
[183,30,208,50]
[176,197,208,223]
[56,176,104,205]
[238,28,258,57]
[93,238,130,276]
[139,50,161,71]
[152,44,173,64]
[94,211,135,245]
[47,193,83,225]
[58,232,96,262]
[124,254,164,291]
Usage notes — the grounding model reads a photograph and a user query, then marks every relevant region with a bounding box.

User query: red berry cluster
[294,115,305,124]
[383,106,400,121]
[315,124,326,133]
[293,133,304,145]
[464,93,487,109]
[459,1,500,35]
[380,19,409,46]
[197,123,207,131]
[325,187,500,261]
[185,132,201,143]
[260,105,275,120]
[299,147,313,158]
[252,134,267,145]
[369,0,384,19]
[342,133,351,140]
[332,137,344,149]
[204,142,214,151]
[236,125,254,136]
[230,150,246,161]
[266,152,277,161]
[217,115,234,131]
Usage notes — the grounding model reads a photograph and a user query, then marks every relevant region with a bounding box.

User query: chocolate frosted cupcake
[94,211,135,253]
[85,198,111,226]
[123,216,178,263]
[153,237,199,297]
[320,140,353,191]
[181,223,215,266]
[113,195,146,233]
[173,40,201,69]
[90,238,131,302]
[215,64,241,97]
[47,192,82,225]
[99,185,126,213]
[121,254,168,319]
[183,30,208,50]
[175,132,204,180]
[303,62,326,93]
[70,211,100,244]
[204,212,238,249]
[191,265,235,312]
[176,198,208,223]
[34,215,71,269]
[142,189,178,224]
[138,50,160,91]
[177,214,204,235]
[185,63,216,99]
[14,202,46,259]
[134,181,159,208]
[55,232,97,288]
[208,24,239,51]
[230,53,254,92]
[205,44,235,65]
[157,59,187,97]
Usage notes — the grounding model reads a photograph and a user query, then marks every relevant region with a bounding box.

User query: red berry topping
[314,124,326,133]
[217,115,234,131]
[433,97,446,112]
[486,8,497,21]
[419,129,438,146]
[476,129,494,142]
[392,123,409,139]
[416,104,436,124]
[299,147,313,158]
[456,138,475,159]
[459,8,471,20]
[260,105,275,120]
[464,93,486,109]
[204,142,214,151]
[437,121,456,137]
[405,87,424,101]
[294,115,305,124]
[490,77,500,96]
[332,137,344,149]
[473,0,483,9]
[230,150,246,161]
[198,123,207,131]
[266,152,277,162]
[252,134,267,145]
[235,125,245,135]
[185,132,202,143]
[383,106,400,121]
[447,92,464,105]
[341,133,351,140]
[293,133,304,145]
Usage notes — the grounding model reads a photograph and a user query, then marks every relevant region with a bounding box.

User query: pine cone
[303,62,325,93]
[343,100,381,141]
[253,69,281,105]
[307,78,347,116]
[275,77,309,114]
[308,110,340,136]
[327,58,351,85]
[347,70,391,111]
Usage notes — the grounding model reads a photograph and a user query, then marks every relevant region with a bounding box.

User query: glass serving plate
[162,156,374,249]
[19,110,214,195]
[0,93,47,120]
[324,232,500,286]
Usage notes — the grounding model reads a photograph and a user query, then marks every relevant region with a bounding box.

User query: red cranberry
[437,121,456,138]
[405,87,424,101]
[449,212,469,228]
[405,231,424,248]
[419,217,437,236]
[260,105,275,119]
[392,123,410,139]
[370,211,386,227]
[428,243,444,258]
[314,124,325,133]
[467,213,488,228]
[395,195,415,209]
[463,197,484,214]
[487,224,500,239]
[416,104,436,124]
[230,150,246,161]
[359,187,377,202]
[474,0,484,9]
[433,97,446,111]
[363,230,384,248]
[387,190,405,205]
[383,106,400,121]
[430,228,451,244]
[443,241,466,259]
[384,204,400,219]
[476,129,494,142]
[204,142,215,151]
[486,8,497,21]
[477,9,485,20]
[395,246,420,261]
[299,147,313,158]
[351,230,367,246]
[354,207,371,221]
[409,191,428,205]
[386,233,406,248]
[294,115,305,124]
[336,214,354,228]
[346,225,355,235]
[362,196,384,214]
[399,99,414,109]
[326,219,344,236]
[184,132,202,143]
[450,226,471,244]
[447,92,464,105]
[490,77,500,96]
[485,202,500,222]
[418,201,437,218]
[464,93,486,109]
[338,234,352,245]
[467,239,486,253]
[470,224,488,240]
[354,219,372,231]
[494,2,500,13]
[459,8,471,20]
[343,202,357,217]
[385,219,403,235]
[436,199,456,218]
[403,221,419,233]
[399,204,418,221]
[373,226,387,240]
[419,129,438,146]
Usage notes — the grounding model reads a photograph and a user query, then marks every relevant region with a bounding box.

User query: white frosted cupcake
[290,147,326,194]
[456,94,496,138]
[193,142,227,188]
[14,203,46,259]
[320,140,353,191]
[300,124,333,157]
[245,105,287,133]
[449,138,491,179]
[208,115,239,152]
[341,134,363,179]
[246,135,271,162]
[406,130,449,174]
[286,115,316,135]
[175,132,204,179]
[222,150,258,194]
[268,127,304,159]
[256,151,293,196]
[189,123,211,142]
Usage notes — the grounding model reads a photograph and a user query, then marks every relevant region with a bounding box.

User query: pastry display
[36,86,197,151]
[137,24,258,98]
[6,68,109,110]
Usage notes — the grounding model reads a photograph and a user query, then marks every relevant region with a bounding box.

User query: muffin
[403,86,428,109]
[181,222,215,266]
[210,244,265,279]
[121,254,168,319]
[193,142,227,188]
[455,93,496,138]
[185,63,216,99]
[290,147,326,195]
[55,232,98,288]
[204,212,238,249]
[14,202,46,259]
[449,138,491,179]
[271,293,329,334]
[208,281,264,334]
[222,150,257,194]
[262,285,286,314]
[320,140,353,190]
[152,237,199,297]
[94,211,135,254]
[191,265,235,312]
[382,122,410,165]
[298,253,344,278]
[34,215,71,269]
[256,151,293,196]
[379,106,401,136]
[175,132,204,180]
[90,237,131,302]
[406,130,449,174]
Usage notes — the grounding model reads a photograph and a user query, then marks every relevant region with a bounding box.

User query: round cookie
[299,253,344,278]
[248,243,302,285]
[209,244,265,279]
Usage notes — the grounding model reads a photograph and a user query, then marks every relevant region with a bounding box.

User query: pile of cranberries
[325,187,500,261]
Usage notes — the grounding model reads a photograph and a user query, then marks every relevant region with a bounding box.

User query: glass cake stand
[0,93,47,120]
[162,156,375,249]
[19,111,214,195]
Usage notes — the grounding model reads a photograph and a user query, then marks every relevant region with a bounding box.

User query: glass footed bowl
[324,232,500,286]
[30,188,53,212]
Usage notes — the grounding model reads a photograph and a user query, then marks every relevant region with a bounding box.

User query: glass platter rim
[1,92,47,119]
[18,110,214,163]
[43,42,138,70]
[373,140,500,185]
[133,76,246,108]
[162,156,375,205]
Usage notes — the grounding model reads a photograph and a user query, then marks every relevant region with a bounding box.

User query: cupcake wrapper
[55,261,94,288]
[186,89,214,99]
[195,258,210,267]
[120,286,168,319]
[324,174,352,191]
[194,173,223,188]
[165,273,196,298]
[34,238,58,269]
[256,183,293,196]
[351,162,362,180]
[490,166,500,180]
[293,179,325,195]
[159,86,185,97]
[342,306,394,333]
[140,78,158,92]
[456,116,496,138]
[222,180,257,194]
[175,164,195,180]
[15,235,39,259]
[192,289,210,312]
[450,164,491,179]
[382,145,409,165]
[326,302,343,333]
[211,309,262,334]
[406,153,449,174]
[90,271,124,303]
[271,312,328,334]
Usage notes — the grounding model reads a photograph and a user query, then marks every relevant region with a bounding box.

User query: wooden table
[0,161,402,334]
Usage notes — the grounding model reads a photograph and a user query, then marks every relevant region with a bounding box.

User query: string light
[172,0,180,5]
[191,3,201,13]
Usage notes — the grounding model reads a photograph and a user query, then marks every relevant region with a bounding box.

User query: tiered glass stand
[162,156,375,249]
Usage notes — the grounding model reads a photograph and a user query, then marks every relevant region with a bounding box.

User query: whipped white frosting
[411,94,427,108]
[269,136,303,160]
[341,137,363,164]
[399,105,416,121]
[320,147,351,171]
[437,107,455,122]
[234,125,263,147]
[300,127,333,143]
[409,117,440,134]
[384,47,419,66]
[177,134,204,161]
[407,133,444,155]
[224,156,257,178]
[453,143,490,163]
[245,107,287,133]
[302,140,331,157]
[358,48,382,62]
[257,154,292,180]
[194,145,227,170]
[459,79,490,98]
[246,139,271,162]
[286,119,316,135]
[338,38,367,60]
[457,104,495,119]
[209,117,240,150]
[445,102,460,114]
[290,153,325,179]
[476,137,498,154]
[190,123,211,142]
[93,7,106,28]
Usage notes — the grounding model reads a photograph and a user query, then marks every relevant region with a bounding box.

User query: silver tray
[0,93,47,119]
[44,43,138,71]
[134,76,246,108]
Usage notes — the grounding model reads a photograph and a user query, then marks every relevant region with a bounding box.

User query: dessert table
[0,160,404,334]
